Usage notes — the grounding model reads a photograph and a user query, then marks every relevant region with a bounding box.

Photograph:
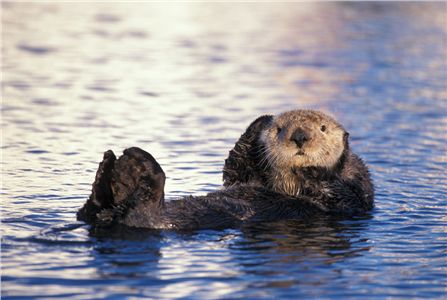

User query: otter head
[260,109,349,195]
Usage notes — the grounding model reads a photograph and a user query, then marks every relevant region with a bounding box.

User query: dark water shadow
[238,215,372,259]
[67,213,373,281]
[86,226,165,279]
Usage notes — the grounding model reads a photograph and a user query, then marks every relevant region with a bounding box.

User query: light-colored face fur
[260,109,347,195]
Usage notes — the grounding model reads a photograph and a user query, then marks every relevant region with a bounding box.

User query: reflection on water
[2,2,447,299]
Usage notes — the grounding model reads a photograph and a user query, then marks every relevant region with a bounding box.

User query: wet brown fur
[78,110,374,230]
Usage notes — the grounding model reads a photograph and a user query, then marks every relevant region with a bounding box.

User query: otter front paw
[92,150,116,206]
[223,115,273,187]
[78,147,166,227]
[77,150,116,223]
[99,147,166,228]
[111,147,165,205]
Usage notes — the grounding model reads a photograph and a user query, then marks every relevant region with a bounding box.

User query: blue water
[2,2,446,299]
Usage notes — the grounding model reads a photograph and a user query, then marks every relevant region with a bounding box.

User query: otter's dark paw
[77,150,116,223]
[92,150,116,206]
[95,208,115,226]
[79,147,166,227]
[95,201,129,227]
[110,147,165,205]
[223,115,273,187]
[89,147,166,227]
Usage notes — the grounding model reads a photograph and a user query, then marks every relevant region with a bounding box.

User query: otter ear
[223,115,273,187]
[343,131,350,148]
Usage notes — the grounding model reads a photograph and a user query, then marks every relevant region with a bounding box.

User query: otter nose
[291,129,309,148]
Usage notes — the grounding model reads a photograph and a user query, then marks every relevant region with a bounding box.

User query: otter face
[260,110,347,171]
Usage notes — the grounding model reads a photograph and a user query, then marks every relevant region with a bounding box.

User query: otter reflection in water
[77,109,374,230]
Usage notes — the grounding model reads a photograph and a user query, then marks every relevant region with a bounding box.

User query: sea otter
[77,109,374,230]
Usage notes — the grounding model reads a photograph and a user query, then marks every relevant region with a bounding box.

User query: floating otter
[77,109,374,230]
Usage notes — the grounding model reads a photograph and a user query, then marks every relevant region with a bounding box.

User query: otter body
[78,110,374,230]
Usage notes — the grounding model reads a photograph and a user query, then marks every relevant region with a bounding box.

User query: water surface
[2,2,447,299]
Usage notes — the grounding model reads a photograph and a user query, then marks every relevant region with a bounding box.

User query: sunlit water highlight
[2,2,447,299]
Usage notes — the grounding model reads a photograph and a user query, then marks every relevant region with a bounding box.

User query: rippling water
[2,2,447,299]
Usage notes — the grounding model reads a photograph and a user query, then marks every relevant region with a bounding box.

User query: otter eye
[320,125,326,132]
[276,127,282,134]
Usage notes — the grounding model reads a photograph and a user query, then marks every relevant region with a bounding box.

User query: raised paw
[78,147,166,227]
[110,147,165,206]
[77,150,117,223]
[101,147,166,228]
[92,150,116,206]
